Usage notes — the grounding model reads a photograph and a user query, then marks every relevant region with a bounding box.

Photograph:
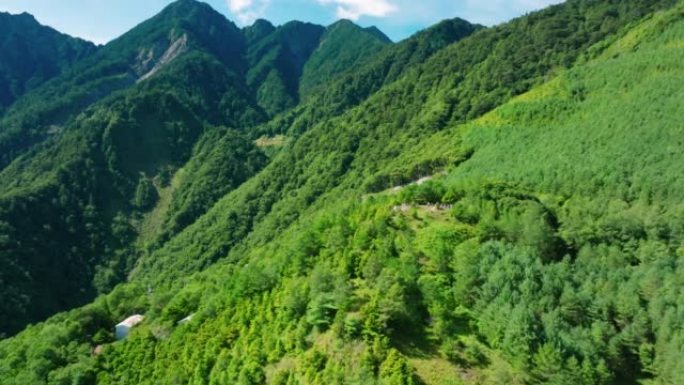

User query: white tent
[115,314,144,340]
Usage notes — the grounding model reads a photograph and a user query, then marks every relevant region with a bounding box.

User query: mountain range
[0,0,683,384]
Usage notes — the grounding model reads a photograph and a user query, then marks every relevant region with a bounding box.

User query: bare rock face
[133,40,165,76]
[137,33,189,82]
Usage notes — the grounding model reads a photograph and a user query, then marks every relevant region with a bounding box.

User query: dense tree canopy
[0,0,683,384]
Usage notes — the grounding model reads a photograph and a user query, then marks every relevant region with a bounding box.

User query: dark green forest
[0,0,683,384]
[0,11,95,113]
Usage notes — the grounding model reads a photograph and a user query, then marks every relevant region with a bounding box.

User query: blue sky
[0,0,563,44]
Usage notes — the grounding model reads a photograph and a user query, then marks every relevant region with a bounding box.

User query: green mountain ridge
[0,0,442,337]
[0,0,395,170]
[256,17,481,139]
[0,0,247,169]
[0,0,683,384]
[245,21,325,115]
[0,11,96,113]
[299,19,392,99]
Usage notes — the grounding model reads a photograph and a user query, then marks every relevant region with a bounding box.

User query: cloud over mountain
[227,0,270,23]
[317,0,397,20]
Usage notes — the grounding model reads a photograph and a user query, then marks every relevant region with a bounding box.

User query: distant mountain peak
[0,10,34,18]
[0,11,40,28]
[157,0,229,22]
[103,0,245,79]
[327,19,357,30]
[325,19,391,43]
[244,19,277,44]
[252,19,275,30]
[298,17,392,97]
[363,26,392,43]
[165,0,205,10]
[15,11,37,21]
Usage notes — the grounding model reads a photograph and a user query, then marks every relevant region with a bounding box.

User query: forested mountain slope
[0,12,96,114]
[108,5,684,383]
[0,1,392,171]
[298,20,391,98]
[258,17,481,138]
[0,52,264,337]
[243,18,393,116]
[1,0,682,384]
[245,20,325,116]
[0,0,400,337]
[131,0,675,288]
[0,0,275,336]
[0,0,249,170]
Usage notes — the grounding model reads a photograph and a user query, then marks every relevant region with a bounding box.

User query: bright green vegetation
[160,128,268,240]
[0,0,401,336]
[0,52,259,334]
[1,0,684,384]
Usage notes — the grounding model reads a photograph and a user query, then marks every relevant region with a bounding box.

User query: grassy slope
[453,14,684,201]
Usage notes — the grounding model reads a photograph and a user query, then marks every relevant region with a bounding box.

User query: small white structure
[178,314,194,325]
[115,315,144,340]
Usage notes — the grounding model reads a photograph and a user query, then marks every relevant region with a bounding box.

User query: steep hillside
[257,17,481,138]
[243,18,394,116]
[0,0,401,337]
[245,21,325,115]
[0,12,96,113]
[0,0,248,170]
[0,0,265,337]
[99,5,684,383]
[158,128,269,241]
[299,20,392,98]
[0,0,681,385]
[132,0,674,288]
[0,2,393,170]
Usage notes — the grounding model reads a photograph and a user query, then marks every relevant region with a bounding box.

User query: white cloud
[228,0,253,13]
[317,0,397,20]
[227,0,270,24]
